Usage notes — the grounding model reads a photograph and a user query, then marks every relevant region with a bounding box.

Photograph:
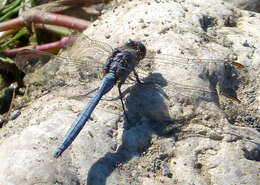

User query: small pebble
[245,115,252,122]
[227,116,234,124]
[0,118,4,127]
[203,114,210,121]
[9,110,21,120]
[18,87,26,95]
[161,162,172,178]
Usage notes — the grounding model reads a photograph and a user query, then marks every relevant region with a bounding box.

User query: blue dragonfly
[14,35,244,158]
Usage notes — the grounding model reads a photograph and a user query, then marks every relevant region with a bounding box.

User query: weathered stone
[0,0,259,184]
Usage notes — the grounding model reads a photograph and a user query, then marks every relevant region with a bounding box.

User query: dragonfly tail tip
[53,148,62,158]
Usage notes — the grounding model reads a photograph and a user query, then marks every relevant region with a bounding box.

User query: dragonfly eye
[126,39,135,47]
[126,40,146,60]
[136,41,146,59]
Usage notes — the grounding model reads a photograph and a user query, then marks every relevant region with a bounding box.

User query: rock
[0,0,259,185]
[223,0,260,12]
[9,109,21,120]
[161,162,172,178]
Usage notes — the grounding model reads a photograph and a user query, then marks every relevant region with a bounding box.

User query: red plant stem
[23,11,91,31]
[0,17,23,31]
[1,37,77,57]
[36,37,77,50]
[0,11,91,31]
[1,45,32,57]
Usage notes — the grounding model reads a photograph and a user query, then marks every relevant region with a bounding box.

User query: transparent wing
[14,36,112,89]
[14,34,244,106]
[135,70,218,102]
[68,34,113,55]
[141,52,244,74]
[135,51,245,104]
[15,35,113,73]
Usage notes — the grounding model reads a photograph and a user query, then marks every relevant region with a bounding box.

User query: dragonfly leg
[133,69,142,84]
[117,83,130,124]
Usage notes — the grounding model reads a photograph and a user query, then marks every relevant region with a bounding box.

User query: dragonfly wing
[139,52,246,102]
[68,34,113,54]
[14,36,112,90]
[142,52,245,77]
[15,49,54,73]
[62,35,113,81]
[121,68,223,123]
[15,49,69,89]
[136,69,217,102]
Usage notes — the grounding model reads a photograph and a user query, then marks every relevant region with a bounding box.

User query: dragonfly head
[126,39,146,60]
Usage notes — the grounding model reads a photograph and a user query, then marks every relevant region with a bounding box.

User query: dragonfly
[14,35,245,158]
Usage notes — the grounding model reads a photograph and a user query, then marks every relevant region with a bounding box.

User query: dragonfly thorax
[103,49,139,79]
[126,40,146,60]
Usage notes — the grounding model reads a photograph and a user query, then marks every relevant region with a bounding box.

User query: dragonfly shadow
[86,67,240,184]
[86,73,181,185]
[86,121,153,185]
[124,72,172,127]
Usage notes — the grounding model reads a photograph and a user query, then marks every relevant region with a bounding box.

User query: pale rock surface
[223,0,260,12]
[0,0,260,185]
